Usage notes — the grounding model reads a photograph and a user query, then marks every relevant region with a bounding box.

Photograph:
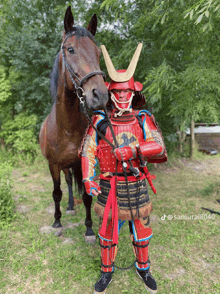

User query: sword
[136,143,157,194]
[122,161,140,177]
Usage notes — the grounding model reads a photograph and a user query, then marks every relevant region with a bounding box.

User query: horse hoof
[84,235,96,244]
[65,210,76,216]
[52,221,62,228]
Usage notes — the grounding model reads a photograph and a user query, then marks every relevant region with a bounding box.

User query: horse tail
[72,160,84,196]
[39,116,49,158]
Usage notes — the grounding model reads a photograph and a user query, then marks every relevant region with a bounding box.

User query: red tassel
[100,176,119,244]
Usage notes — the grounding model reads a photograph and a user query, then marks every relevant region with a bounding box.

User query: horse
[39,6,108,243]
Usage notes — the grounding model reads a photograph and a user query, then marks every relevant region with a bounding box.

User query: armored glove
[114,142,163,162]
[83,180,101,196]
[114,146,136,161]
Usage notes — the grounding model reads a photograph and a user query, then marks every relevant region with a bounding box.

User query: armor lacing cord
[110,92,134,117]
[132,241,149,248]
[101,263,114,269]
[136,259,150,266]
[99,239,117,249]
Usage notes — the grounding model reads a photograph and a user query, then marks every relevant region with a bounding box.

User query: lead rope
[81,104,115,149]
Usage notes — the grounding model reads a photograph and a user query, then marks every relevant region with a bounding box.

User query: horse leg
[82,191,96,244]
[49,163,63,228]
[63,168,75,215]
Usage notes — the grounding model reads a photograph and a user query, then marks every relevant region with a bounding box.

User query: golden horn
[101,43,143,82]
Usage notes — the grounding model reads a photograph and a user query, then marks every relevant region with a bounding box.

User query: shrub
[0,161,14,226]
[0,113,38,158]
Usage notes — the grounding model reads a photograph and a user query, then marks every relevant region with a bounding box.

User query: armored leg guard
[130,219,157,293]
[132,237,150,270]
[99,238,117,273]
[93,237,116,294]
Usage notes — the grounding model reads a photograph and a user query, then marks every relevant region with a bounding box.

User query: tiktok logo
[161,214,166,221]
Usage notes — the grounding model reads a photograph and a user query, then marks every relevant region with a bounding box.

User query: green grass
[0,151,219,293]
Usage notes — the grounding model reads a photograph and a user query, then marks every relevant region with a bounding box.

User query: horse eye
[68,47,75,54]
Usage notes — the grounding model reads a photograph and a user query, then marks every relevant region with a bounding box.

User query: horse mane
[50,26,97,103]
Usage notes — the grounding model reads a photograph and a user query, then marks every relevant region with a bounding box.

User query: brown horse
[39,6,108,243]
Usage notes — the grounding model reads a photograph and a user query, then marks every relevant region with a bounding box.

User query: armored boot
[94,237,117,293]
[132,236,157,293]
[136,267,157,294]
[94,271,113,294]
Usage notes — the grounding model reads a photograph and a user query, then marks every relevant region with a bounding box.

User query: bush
[0,160,14,226]
[0,113,38,159]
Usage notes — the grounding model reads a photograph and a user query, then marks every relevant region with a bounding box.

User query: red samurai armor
[79,42,167,294]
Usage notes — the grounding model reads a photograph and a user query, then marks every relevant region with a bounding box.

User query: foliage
[184,0,220,31]
[0,66,11,104]
[0,0,66,131]
[144,61,220,130]
[0,113,38,157]
[1,0,220,157]
[0,157,14,226]
[100,0,220,154]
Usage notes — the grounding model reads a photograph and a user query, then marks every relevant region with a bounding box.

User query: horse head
[60,6,108,111]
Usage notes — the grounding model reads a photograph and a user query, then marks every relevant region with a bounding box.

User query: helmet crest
[101,43,143,82]
[101,43,145,115]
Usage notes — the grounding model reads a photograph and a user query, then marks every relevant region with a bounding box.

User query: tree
[99,0,220,156]
[184,0,220,31]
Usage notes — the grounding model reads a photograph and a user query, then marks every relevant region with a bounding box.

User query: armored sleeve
[80,114,104,181]
[138,110,167,161]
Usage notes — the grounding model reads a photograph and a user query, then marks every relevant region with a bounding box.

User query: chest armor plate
[97,113,144,173]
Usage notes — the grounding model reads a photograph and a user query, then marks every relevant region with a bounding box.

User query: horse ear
[64,6,74,33]
[87,14,97,36]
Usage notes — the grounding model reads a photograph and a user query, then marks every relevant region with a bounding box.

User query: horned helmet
[101,43,145,116]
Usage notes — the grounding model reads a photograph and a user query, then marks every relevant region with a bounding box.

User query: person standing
[80,43,167,294]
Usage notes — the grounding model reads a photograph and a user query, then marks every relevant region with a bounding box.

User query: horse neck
[57,86,83,131]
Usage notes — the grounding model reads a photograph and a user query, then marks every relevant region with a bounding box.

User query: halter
[61,32,106,105]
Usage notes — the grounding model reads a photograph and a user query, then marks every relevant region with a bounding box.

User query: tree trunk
[177,126,186,153]
[190,120,195,159]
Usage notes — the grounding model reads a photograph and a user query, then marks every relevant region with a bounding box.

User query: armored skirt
[94,177,153,220]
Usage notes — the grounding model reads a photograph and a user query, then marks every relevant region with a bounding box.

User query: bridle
[61,30,116,149]
[61,31,106,105]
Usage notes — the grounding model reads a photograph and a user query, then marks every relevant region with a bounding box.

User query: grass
[0,151,219,294]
